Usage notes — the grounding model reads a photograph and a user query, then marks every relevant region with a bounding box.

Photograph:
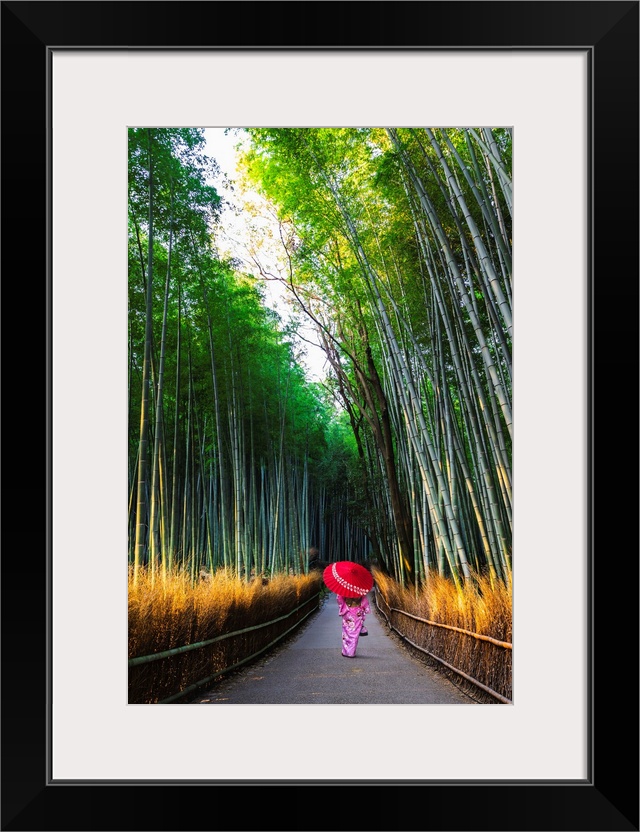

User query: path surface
[193,592,476,705]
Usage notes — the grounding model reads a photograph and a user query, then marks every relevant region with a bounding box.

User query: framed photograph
[3,1,637,830]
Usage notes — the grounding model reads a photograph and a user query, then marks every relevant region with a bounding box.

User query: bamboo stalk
[388,605,512,649]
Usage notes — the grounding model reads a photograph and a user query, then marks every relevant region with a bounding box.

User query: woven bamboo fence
[129,590,321,704]
[374,585,512,704]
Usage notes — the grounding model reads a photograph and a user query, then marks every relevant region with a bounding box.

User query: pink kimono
[336,594,370,657]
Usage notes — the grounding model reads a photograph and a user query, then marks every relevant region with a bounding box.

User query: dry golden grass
[372,567,512,642]
[129,563,512,703]
[372,566,513,701]
[128,565,325,658]
[128,566,324,703]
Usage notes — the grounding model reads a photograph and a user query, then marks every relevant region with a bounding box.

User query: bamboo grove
[128,128,367,585]
[242,128,512,590]
[128,126,512,592]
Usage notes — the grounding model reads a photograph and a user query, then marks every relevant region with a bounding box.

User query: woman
[336,593,370,657]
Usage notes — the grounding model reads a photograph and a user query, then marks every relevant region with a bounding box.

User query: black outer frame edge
[591,4,639,829]
[1,1,638,831]
[0,1,637,49]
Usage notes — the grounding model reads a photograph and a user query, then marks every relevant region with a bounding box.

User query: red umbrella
[323,560,374,598]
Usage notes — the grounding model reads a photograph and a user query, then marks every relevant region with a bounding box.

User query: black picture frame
[2,2,638,830]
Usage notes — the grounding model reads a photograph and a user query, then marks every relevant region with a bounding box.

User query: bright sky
[202,127,328,383]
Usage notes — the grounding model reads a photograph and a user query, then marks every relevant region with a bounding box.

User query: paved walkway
[194,591,476,705]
